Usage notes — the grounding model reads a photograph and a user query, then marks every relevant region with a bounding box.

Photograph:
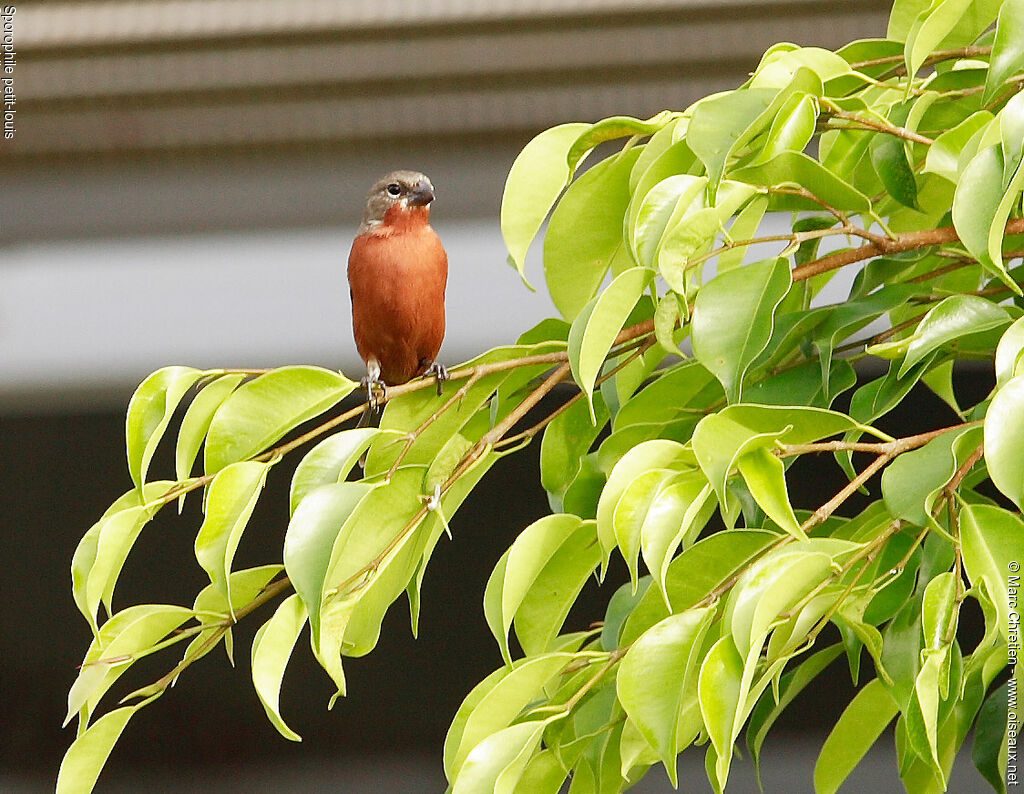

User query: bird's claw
[427,362,449,396]
[360,374,387,411]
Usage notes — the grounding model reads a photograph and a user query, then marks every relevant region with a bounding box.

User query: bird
[348,170,449,407]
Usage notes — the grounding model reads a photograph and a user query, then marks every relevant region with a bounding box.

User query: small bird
[348,170,449,403]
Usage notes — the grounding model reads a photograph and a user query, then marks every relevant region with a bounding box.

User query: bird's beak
[407,180,435,207]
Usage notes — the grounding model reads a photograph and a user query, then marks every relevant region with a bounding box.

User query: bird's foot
[360,374,387,411]
[426,361,449,396]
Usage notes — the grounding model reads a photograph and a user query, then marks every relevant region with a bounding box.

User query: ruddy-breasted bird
[348,170,448,399]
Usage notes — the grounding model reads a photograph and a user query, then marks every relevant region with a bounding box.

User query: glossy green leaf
[698,635,744,792]
[545,147,641,320]
[973,681,1010,793]
[566,112,674,174]
[612,467,679,589]
[71,482,174,632]
[65,604,192,729]
[484,514,586,664]
[540,393,609,499]
[871,132,918,210]
[692,404,867,518]
[568,267,653,419]
[513,521,602,658]
[719,193,769,271]
[126,366,203,491]
[952,145,1018,288]
[194,461,271,613]
[620,529,777,646]
[736,446,804,540]
[747,644,844,783]
[691,257,791,402]
[57,698,156,794]
[596,439,691,575]
[251,593,307,742]
[640,470,716,603]
[288,428,379,516]
[881,425,982,531]
[984,375,1024,508]
[617,607,714,783]
[751,46,848,89]
[204,366,355,474]
[985,0,1024,103]
[502,122,591,285]
[924,111,994,183]
[996,315,1024,387]
[688,88,776,194]
[748,92,817,166]
[629,175,707,269]
[960,502,1022,644]
[184,564,283,666]
[725,544,838,656]
[814,678,899,794]
[174,373,245,486]
[451,720,548,794]
[905,0,974,78]
[732,151,871,212]
[656,181,758,292]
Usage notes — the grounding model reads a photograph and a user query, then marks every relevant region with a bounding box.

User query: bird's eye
[386,183,402,197]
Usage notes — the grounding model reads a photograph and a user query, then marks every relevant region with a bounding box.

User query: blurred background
[2,1,992,791]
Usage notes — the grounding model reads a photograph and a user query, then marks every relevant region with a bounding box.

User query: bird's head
[359,170,435,232]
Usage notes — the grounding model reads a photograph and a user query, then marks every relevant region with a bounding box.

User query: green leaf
[601,578,651,652]
[513,521,602,658]
[596,439,692,575]
[65,604,192,729]
[444,655,570,781]
[126,366,203,491]
[451,720,548,794]
[483,514,588,664]
[871,132,919,210]
[748,92,818,166]
[568,267,653,419]
[541,393,609,500]
[566,112,674,173]
[691,257,791,402]
[71,482,174,632]
[731,151,872,212]
[288,428,379,516]
[617,607,715,784]
[719,193,769,271]
[881,425,982,531]
[725,544,838,656]
[905,0,974,78]
[629,175,708,270]
[888,0,930,41]
[204,366,355,474]
[612,467,680,589]
[960,502,1022,644]
[184,564,283,666]
[747,644,844,784]
[57,698,156,794]
[814,678,899,794]
[984,375,1024,508]
[194,461,271,614]
[736,446,805,540]
[544,147,641,320]
[973,681,1010,793]
[924,111,994,183]
[952,145,1019,289]
[620,529,777,645]
[698,635,744,792]
[501,122,592,285]
[251,593,307,742]
[640,470,716,602]
[692,404,867,518]
[688,88,776,195]
[996,315,1024,387]
[984,0,1024,104]
[174,373,245,486]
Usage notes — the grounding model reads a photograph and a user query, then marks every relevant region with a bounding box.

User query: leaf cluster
[59,1,1024,792]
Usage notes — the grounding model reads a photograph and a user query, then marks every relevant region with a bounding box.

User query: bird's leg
[423,361,449,396]
[360,357,387,411]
